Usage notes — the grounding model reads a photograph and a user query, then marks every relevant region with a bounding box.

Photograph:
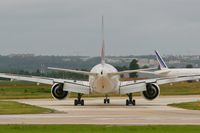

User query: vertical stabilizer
[101,16,105,65]
[155,50,168,70]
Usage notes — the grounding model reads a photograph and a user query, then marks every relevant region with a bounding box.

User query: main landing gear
[104,95,110,104]
[74,93,84,106]
[126,93,136,106]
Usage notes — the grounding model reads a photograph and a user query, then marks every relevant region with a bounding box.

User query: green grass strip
[0,101,54,114]
[169,101,200,110]
[0,125,200,133]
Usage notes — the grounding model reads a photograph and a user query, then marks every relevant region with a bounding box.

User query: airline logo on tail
[155,50,168,70]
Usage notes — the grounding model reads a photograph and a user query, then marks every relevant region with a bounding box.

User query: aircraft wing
[119,75,200,94]
[0,73,90,94]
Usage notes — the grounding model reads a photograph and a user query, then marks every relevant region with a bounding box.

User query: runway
[1,95,200,125]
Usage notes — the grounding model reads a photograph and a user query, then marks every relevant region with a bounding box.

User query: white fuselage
[155,68,200,77]
[89,63,120,94]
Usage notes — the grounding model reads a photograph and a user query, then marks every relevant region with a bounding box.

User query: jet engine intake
[142,83,160,100]
[51,83,68,100]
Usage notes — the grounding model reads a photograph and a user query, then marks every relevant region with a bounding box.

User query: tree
[115,66,128,71]
[35,69,41,76]
[115,66,129,79]
[142,65,149,69]
[129,59,139,78]
[186,64,193,68]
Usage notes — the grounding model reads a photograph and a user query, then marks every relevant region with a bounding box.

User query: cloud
[0,0,200,56]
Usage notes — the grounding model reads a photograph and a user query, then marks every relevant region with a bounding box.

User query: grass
[0,101,54,114]
[160,82,200,95]
[0,81,51,99]
[169,101,200,110]
[0,81,200,99]
[0,125,200,133]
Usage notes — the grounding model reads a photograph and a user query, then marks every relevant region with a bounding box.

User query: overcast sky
[0,0,200,56]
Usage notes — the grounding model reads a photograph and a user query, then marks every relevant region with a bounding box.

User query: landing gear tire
[126,93,136,106]
[81,100,84,106]
[74,93,84,106]
[107,99,110,104]
[126,100,129,106]
[74,99,78,106]
[104,99,106,104]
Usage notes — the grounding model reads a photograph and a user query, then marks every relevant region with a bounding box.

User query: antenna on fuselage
[101,16,105,65]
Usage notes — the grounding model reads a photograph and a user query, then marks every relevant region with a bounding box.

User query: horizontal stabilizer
[139,69,171,75]
[107,67,157,76]
[48,67,98,76]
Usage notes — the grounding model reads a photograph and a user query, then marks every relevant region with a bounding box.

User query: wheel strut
[126,93,135,106]
[74,93,84,106]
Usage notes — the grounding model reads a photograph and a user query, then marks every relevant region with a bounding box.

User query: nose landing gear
[104,95,110,104]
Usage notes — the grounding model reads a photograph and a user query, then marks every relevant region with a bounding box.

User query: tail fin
[155,50,168,70]
[101,43,105,65]
[101,16,105,65]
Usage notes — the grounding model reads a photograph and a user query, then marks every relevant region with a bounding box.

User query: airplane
[0,18,200,106]
[139,50,200,78]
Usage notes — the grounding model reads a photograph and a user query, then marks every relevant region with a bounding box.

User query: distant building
[8,54,34,58]
[138,59,157,67]
[168,60,181,64]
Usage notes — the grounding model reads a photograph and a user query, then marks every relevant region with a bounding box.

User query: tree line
[0,58,194,80]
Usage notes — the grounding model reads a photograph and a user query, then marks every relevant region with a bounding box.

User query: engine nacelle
[51,83,68,100]
[142,83,160,100]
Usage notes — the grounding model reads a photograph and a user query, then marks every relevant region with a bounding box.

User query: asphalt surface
[1,95,200,125]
